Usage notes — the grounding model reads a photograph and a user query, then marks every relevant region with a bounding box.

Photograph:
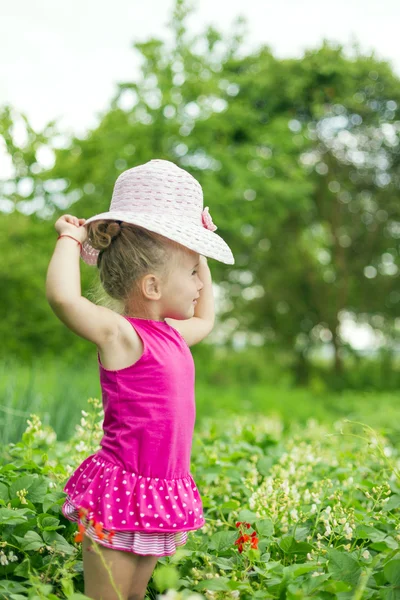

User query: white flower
[7,551,18,563]
[362,550,370,559]
[290,509,299,521]
[0,552,8,566]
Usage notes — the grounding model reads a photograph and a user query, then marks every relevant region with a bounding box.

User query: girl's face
[161,249,204,320]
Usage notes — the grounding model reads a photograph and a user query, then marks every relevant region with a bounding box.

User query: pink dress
[62,316,205,556]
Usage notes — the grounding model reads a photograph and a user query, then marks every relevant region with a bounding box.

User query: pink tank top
[97,317,196,478]
[62,316,205,533]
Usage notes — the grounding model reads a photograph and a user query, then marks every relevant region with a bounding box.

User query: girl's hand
[55,214,87,243]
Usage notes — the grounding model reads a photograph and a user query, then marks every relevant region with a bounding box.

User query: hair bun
[106,221,123,241]
[87,220,125,252]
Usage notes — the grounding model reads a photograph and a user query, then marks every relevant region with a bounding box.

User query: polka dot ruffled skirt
[61,453,205,556]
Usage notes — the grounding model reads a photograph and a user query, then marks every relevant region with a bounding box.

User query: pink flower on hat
[201,207,217,232]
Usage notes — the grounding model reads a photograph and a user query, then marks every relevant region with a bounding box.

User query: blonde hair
[86,220,184,314]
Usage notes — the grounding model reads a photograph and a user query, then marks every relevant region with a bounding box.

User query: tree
[1,0,400,388]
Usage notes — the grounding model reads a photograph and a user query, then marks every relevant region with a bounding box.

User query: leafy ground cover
[0,397,399,599]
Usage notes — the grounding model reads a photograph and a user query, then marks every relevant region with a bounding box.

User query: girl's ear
[141,274,162,300]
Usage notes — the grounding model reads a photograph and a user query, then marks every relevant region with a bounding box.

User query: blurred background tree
[1,0,400,390]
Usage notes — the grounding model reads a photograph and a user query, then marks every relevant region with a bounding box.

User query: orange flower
[78,507,89,519]
[74,523,86,543]
[75,505,114,546]
[94,521,105,540]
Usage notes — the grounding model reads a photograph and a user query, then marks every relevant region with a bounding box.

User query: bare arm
[46,214,122,346]
[165,256,215,346]
[193,256,215,324]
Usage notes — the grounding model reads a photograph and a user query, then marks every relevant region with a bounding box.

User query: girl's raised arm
[46,214,122,346]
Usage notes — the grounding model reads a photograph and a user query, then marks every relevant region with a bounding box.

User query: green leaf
[381,588,400,600]
[38,514,63,531]
[42,491,67,513]
[257,456,274,476]
[293,564,322,577]
[355,525,386,542]
[219,500,241,511]
[247,548,260,561]
[0,581,28,594]
[237,509,258,523]
[213,556,235,571]
[383,495,400,512]
[209,531,238,552]
[19,530,45,551]
[384,559,400,585]
[0,507,32,525]
[0,483,9,502]
[370,537,399,551]
[60,578,75,597]
[13,558,30,579]
[152,565,179,592]
[279,536,313,554]
[254,518,274,537]
[327,548,362,586]
[195,577,231,591]
[9,474,48,504]
[42,531,76,555]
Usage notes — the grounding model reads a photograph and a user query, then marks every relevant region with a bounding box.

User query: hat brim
[80,212,235,266]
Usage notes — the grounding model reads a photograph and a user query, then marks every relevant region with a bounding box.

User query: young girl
[46,159,234,600]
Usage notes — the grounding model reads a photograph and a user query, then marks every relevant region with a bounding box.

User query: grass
[1,355,399,448]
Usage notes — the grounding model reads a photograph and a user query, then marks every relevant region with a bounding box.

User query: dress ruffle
[62,453,205,533]
[62,498,188,556]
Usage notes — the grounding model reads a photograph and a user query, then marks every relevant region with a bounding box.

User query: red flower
[107,530,115,543]
[235,521,251,529]
[234,524,258,553]
[250,531,259,549]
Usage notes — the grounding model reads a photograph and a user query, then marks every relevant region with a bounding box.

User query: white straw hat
[81,159,234,265]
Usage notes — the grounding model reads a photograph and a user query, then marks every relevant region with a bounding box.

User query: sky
[1,0,398,350]
[2,0,400,136]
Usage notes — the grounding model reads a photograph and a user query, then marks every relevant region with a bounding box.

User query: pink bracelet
[57,234,83,250]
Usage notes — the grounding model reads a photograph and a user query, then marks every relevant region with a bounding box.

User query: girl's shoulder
[97,315,144,372]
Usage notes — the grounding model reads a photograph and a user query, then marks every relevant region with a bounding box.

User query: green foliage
[1,0,400,387]
[2,354,400,448]
[0,398,400,598]
[0,212,95,362]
